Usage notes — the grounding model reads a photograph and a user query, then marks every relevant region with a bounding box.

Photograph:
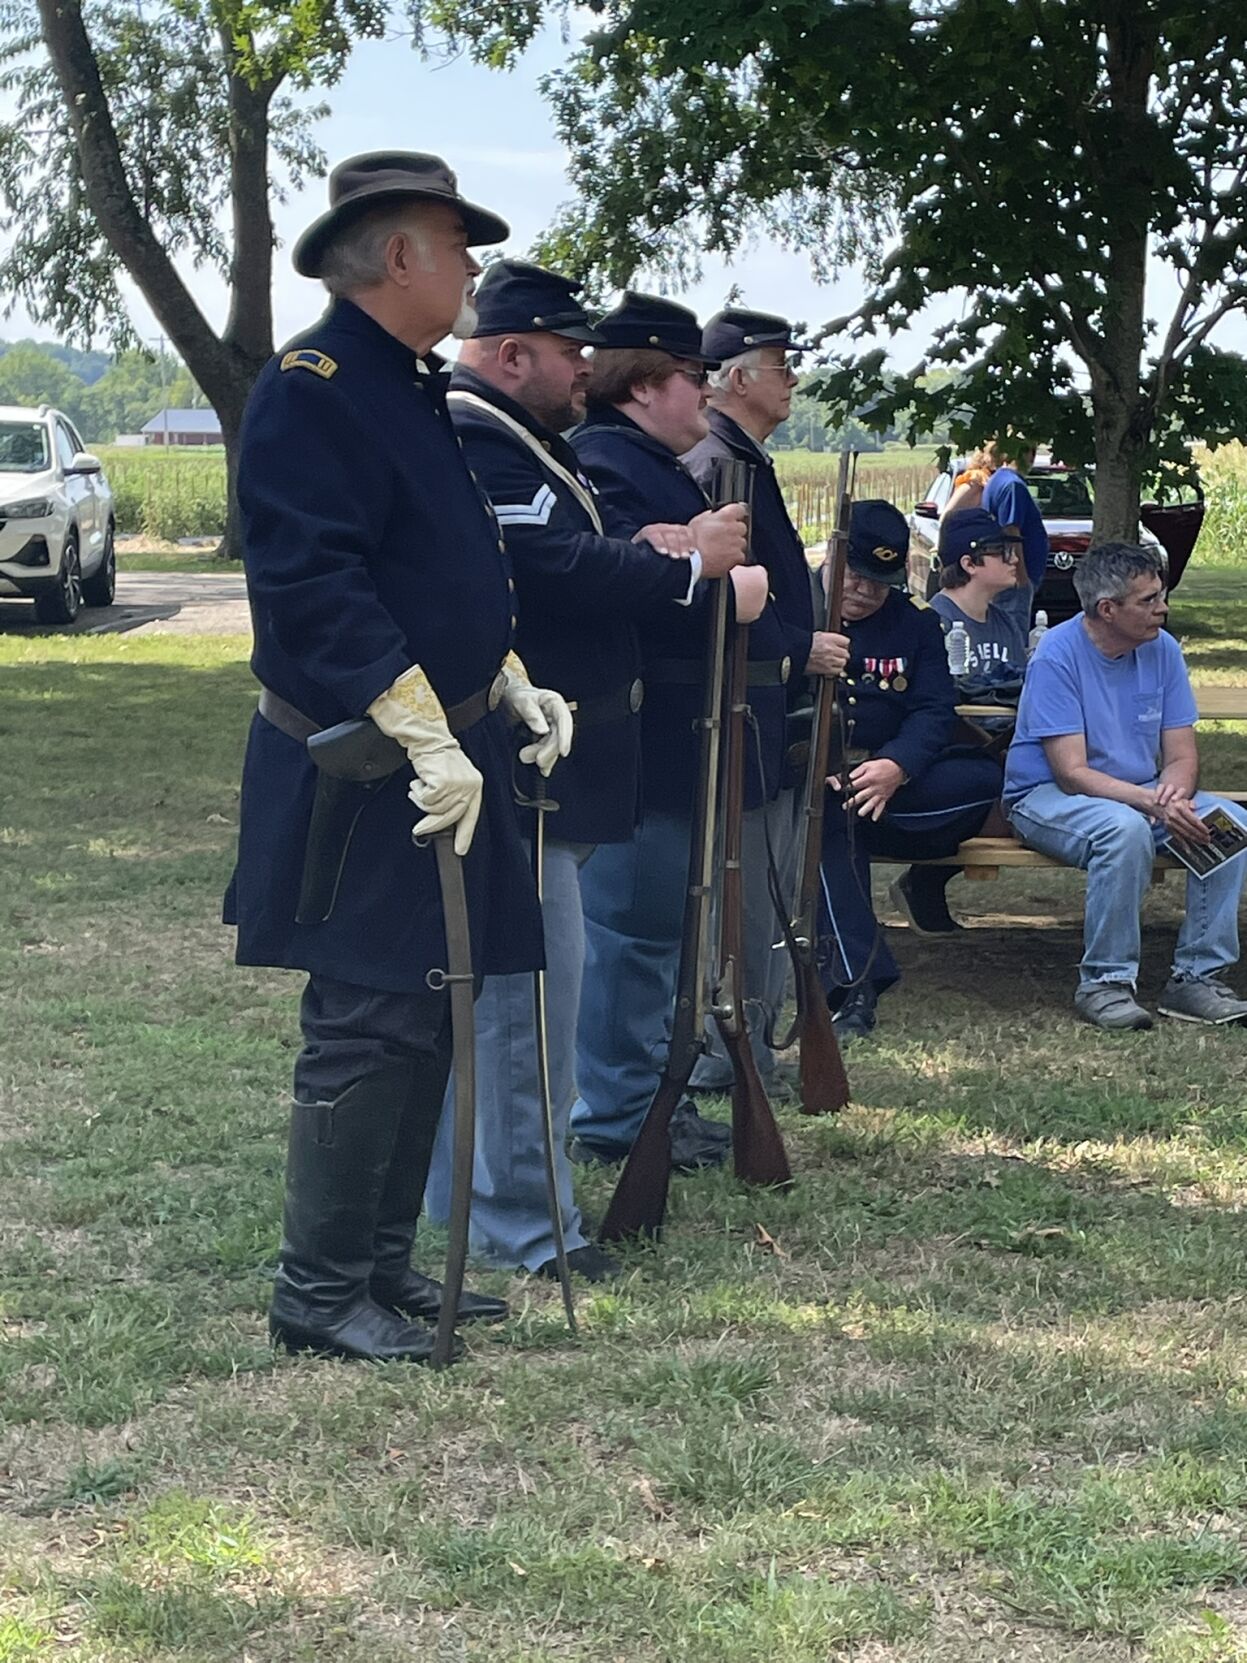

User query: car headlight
[0,498,54,519]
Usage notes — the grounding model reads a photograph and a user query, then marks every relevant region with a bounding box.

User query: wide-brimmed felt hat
[293,151,509,278]
[847,499,909,586]
[701,308,814,363]
[594,292,719,365]
[470,259,605,344]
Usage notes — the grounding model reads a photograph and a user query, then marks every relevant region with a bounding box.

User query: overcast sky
[3,12,1245,375]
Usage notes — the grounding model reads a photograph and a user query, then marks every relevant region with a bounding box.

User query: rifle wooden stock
[599,548,732,1243]
[710,459,791,1190]
[788,451,854,1117]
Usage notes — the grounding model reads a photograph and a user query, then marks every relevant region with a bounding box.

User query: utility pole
[150,334,169,447]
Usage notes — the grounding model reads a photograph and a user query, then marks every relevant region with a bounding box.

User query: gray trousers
[425,838,592,1271]
[690,786,801,1090]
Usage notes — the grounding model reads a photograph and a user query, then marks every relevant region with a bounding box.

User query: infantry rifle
[598,483,734,1242]
[782,449,854,1117]
[707,458,792,1190]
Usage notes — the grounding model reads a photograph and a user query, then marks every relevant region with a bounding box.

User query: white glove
[498,653,574,777]
[367,665,483,856]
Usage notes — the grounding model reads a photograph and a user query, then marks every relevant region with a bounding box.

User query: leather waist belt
[259,671,504,745]
[574,678,645,728]
[646,656,792,688]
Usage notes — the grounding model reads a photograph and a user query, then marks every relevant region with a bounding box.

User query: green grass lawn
[3,585,1247,1661]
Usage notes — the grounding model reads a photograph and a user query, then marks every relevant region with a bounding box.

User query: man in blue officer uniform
[424,261,747,1279]
[225,153,572,1364]
[565,293,778,1167]
[818,501,1003,1040]
[682,308,850,1094]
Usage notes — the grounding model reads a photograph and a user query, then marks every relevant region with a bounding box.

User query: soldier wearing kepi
[682,308,850,1095]
[817,501,1002,1041]
[224,153,571,1364]
[566,293,776,1169]
[424,261,747,1280]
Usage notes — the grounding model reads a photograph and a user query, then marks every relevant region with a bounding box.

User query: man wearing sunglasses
[891,507,1028,935]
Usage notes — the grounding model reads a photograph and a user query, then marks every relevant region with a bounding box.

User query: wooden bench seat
[870,791,1247,881]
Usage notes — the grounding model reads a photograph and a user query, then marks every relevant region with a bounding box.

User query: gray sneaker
[1158,976,1247,1025]
[1074,983,1154,1031]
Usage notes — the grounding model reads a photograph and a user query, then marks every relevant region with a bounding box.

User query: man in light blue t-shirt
[1004,542,1247,1030]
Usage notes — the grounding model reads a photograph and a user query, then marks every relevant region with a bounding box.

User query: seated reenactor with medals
[424,260,746,1281]
[224,153,571,1365]
[817,501,1003,1042]
[565,293,779,1170]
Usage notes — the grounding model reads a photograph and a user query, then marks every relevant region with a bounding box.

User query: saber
[425,832,477,1370]
[526,770,577,1333]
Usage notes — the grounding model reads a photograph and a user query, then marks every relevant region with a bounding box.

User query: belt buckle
[779,655,791,686]
[628,678,645,714]
[487,670,506,712]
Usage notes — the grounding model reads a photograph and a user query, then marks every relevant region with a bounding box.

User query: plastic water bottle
[946,620,970,677]
[1028,609,1049,655]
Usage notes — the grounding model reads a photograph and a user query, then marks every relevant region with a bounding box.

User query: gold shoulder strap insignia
[280,349,338,379]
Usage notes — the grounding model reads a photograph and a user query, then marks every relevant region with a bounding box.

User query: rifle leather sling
[258,673,505,745]
[646,656,791,687]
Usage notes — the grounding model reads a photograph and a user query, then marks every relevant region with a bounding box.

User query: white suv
[0,405,116,626]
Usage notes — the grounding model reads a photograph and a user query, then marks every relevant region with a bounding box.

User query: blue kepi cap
[470,259,605,344]
[594,292,719,364]
[847,499,909,586]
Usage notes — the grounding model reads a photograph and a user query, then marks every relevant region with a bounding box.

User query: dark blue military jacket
[571,404,789,812]
[224,300,542,991]
[684,409,815,699]
[841,589,957,777]
[447,367,697,845]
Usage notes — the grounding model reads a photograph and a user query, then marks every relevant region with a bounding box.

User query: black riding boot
[269,1066,457,1364]
[369,1059,509,1326]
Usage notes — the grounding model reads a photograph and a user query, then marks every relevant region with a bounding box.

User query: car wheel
[82,522,116,607]
[34,531,83,626]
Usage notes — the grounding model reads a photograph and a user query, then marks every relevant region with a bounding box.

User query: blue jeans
[690,788,800,1091]
[571,810,690,1151]
[1007,784,1247,991]
[425,839,592,1271]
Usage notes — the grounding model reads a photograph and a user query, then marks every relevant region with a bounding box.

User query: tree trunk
[37,0,276,561]
[1089,376,1149,543]
[1089,9,1154,545]
[212,365,256,564]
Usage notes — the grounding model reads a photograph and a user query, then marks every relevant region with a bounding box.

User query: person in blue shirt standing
[981,436,1048,625]
[423,261,746,1281]
[226,153,571,1365]
[566,293,773,1169]
[682,308,850,1094]
[1005,541,1247,1031]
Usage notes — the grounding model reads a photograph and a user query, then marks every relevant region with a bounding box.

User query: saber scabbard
[426,833,477,1369]
[524,769,577,1334]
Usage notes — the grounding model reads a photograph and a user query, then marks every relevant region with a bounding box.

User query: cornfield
[101,447,228,541]
[777,462,934,546]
